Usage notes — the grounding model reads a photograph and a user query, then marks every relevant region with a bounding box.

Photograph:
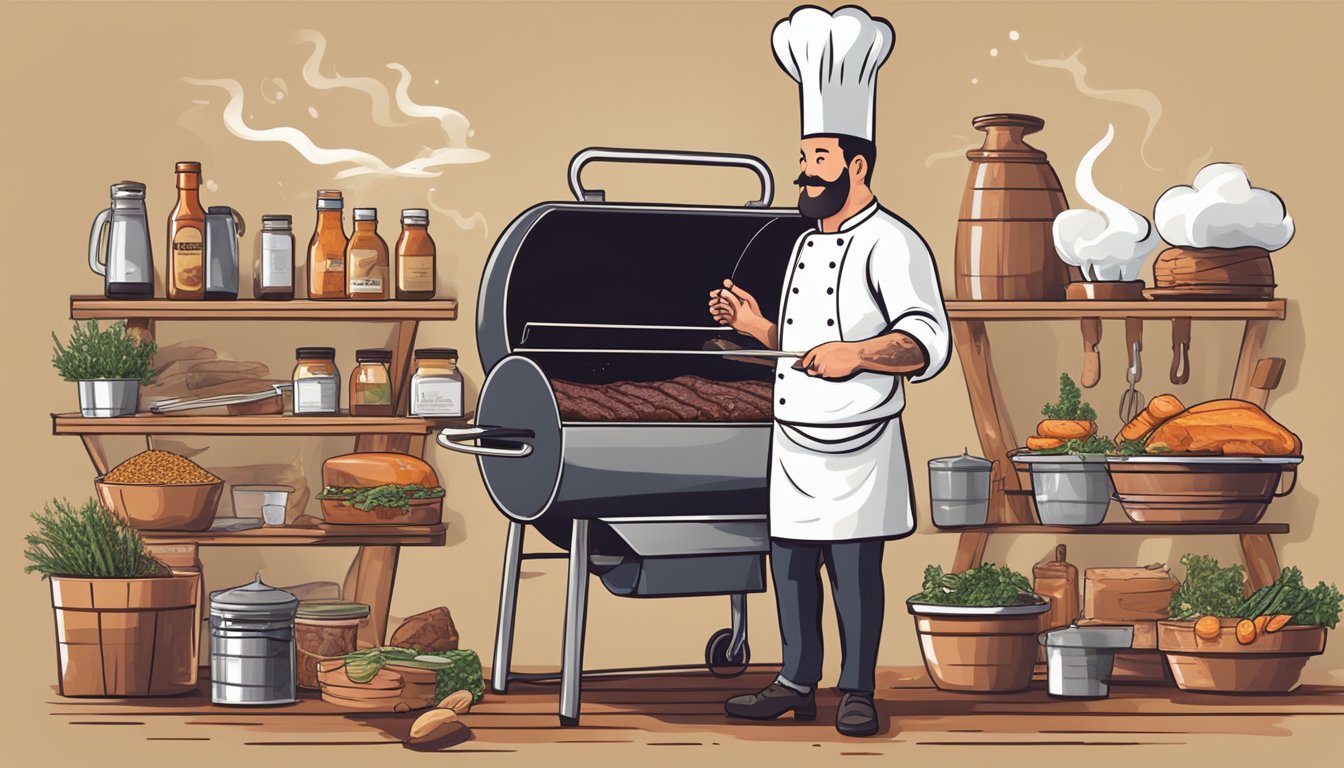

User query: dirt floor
[30,666,1344,766]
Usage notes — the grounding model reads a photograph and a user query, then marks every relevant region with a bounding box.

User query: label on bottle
[399,254,434,292]
[411,377,463,417]
[293,376,338,413]
[173,227,204,292]
[261,232,293,289]
[348,248,385,294]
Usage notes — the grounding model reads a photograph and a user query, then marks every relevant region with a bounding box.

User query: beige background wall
[3,0,1343,721]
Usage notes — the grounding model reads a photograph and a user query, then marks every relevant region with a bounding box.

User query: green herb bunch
[1041,373,1097,421]
[1169,554,1247,620]
[321,483,446,512]
[23,498,168,579]
[914,563,1040,607]
[51,319,159,383]
[1170,555,1344,628]
[342,646,485,703]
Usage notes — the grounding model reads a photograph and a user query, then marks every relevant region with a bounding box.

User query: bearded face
[795,169,851,220]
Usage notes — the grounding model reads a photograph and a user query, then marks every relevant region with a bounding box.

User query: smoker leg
[491,521,526,695]
[559,519,591,727]
[728,593,748,659]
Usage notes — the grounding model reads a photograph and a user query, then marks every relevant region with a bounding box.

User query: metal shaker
[210,574,298,705]
[205,206,245,300]
[88,181,154,298]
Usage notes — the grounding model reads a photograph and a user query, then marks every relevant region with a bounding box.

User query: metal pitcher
[205,206,245,300]
[88,181,154,298]
[210,574,298,706]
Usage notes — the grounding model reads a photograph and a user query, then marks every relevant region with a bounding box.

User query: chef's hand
[798,341,864,379]
[708,280,768,339]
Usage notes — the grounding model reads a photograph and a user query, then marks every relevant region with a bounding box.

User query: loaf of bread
[323,453,441,489]
[551,375,773,422]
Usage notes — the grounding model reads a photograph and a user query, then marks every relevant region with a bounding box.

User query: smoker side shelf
[69,295,459,321]
[141,524,447,547]
[946,297,1292,591]
[52,413,472,437]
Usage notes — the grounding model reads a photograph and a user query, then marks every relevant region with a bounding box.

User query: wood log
[1084,566,1180,621]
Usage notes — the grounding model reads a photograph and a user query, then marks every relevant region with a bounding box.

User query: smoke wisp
[1028,49,1164,171]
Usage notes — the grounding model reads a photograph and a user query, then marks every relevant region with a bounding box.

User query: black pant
[771,538,885,694]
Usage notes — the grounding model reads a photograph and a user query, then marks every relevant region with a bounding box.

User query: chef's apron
[769,418,913,541]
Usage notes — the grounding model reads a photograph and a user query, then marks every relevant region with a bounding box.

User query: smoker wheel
[704,628,750,678]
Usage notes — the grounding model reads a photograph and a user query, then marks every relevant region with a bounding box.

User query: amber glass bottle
[167,162,206,300]
[395,208,436,300]
[307,190,347,300]
[345,208,390,301]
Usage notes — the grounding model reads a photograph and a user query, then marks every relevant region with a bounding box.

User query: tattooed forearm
[856,332,927,374]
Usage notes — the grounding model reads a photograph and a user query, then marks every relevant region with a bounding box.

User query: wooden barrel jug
[955,113,1074,300]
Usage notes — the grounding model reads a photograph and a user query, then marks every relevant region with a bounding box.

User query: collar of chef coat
[813,199,880,234]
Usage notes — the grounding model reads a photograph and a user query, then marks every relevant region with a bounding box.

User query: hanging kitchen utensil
[1080,318,1102,388]
[1119,340,1145,422]
[1170,317,1191,384]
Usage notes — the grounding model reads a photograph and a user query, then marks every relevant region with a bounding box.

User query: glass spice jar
[291,347,340,415]
[394,208,436,300]
[349,348,394,416]
[255,214,295,300]
[409,348,463,418]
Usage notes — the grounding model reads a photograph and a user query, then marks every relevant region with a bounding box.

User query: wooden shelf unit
[58,295,462,646]
[142,524,447,547]
[946,298,1291,590]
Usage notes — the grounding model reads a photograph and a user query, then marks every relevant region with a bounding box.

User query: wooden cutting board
[316,659,438,712]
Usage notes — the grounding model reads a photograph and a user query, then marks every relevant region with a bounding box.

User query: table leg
[344,545,401,648]
[951,319,1032,524]
[952,531,989,573]
[1239,533,1281,590]
[1230,319,1270,401]
[80,435,110,475]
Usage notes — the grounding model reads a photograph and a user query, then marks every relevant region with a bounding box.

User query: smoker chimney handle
[567,147,774,207]
[436,426,535,458]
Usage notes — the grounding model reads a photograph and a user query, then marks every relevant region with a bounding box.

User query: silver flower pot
[77,379,140,418]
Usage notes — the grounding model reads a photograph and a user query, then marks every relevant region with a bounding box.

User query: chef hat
[772,5,895,141]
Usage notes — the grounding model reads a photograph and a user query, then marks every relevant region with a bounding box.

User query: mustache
[794,172,844,188]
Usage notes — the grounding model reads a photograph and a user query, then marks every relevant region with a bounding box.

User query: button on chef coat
[773,201,951,428]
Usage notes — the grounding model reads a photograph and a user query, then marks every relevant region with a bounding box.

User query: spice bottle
[349,348,394,416]
[307,190,347,300]
[410,348,463,417]
[346,208,391,300]
[167,161,207,300]
[291,347,340,415]
[255,215,295,300]
[395,208,436,300]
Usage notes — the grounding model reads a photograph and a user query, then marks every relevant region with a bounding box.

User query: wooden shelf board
[142,523,446,547]
[941,522,1289,535]
[52,412,471,436]
[70,295,457,321]
[945,299,1285,321]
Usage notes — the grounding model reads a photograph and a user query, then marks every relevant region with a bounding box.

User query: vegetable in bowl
[912,563,1044,607]
[1169,553,1342,629]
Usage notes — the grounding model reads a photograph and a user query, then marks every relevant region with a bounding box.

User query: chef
[711,6,950,737]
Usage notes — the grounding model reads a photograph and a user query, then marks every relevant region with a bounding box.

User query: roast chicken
[1140,399,1301,456]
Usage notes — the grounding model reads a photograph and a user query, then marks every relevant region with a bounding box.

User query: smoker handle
[567,147,774,207]
[437,426,536,458]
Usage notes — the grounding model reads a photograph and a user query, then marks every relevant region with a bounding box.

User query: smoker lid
[475,355,563,522]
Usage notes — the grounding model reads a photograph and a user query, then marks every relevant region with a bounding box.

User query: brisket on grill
[551,374,773,422]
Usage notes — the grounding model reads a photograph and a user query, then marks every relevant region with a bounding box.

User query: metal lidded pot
[210,574,299,705]
[928,449,993,528]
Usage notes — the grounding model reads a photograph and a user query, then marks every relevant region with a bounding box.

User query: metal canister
[210,574,298,705]
[928,449,992,528]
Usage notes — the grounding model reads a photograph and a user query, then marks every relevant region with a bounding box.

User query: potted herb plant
[1015,373,1114,525]
[1159,554,1341,693]
[51,319,158,418]
[908,563,1049,692]
[24,498,200,696]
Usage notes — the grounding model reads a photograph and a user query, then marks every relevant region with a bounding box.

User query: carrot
[1265,614,1293,633]
[1037,420,1097,440]
[1194,616,1221,640]
[1253,615,1270,636]
[1026,436,1065,451]
[1235,619,1257,645]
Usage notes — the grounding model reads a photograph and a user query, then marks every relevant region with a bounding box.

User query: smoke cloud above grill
[1052,124,1158,281]
[1154,163,1294,251]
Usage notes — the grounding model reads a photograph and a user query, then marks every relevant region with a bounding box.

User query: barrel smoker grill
[437,148,811,725]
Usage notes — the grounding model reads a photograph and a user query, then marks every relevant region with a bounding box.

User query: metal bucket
[1018,455,1113,525]
[929,450,992,528]
[210,575,298,705]
[1041,625,1133,697]
[77,379,139,418]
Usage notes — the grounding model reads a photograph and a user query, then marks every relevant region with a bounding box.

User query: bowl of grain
[95,450,224,531]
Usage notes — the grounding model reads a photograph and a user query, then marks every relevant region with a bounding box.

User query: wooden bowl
[1106,456,1299,524]
[316,659,438,712]
[1065,280,1146,301]
[1158,619,1326,693]
[909,602,1049,693]
[95,478,223,531]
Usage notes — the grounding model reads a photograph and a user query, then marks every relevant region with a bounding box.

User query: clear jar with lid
[349,348,394,416]
[292,347,340,415]
[255,214,295,300]
[409,348,463,417]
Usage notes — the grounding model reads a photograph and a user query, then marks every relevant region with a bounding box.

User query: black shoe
[835,692,878,736]
[724,682,817,721]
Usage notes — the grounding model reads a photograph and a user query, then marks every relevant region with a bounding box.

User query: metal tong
[150,383,292,414]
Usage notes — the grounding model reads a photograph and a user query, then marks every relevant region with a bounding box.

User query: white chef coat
[769,201,951,541]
